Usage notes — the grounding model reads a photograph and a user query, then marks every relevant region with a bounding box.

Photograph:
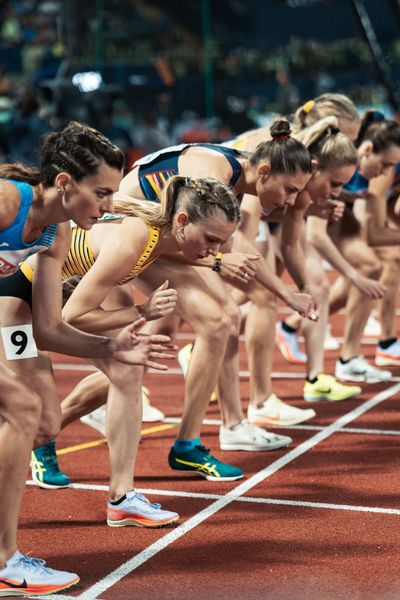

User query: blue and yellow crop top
[134,143,243,202]
[0,179,58,277]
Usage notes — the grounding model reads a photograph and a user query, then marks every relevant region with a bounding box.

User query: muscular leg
[243,237,279,407]
[137,260,232,438]
[374,245,400,339]
[61,371,108,428]
[328,275,351,316]
[301,246,330,379]
[0,298,42,566]
[338,237,382,359]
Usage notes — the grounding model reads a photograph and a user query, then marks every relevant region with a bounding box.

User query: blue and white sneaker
[0,550,79,596]
[275,321,307,364]
[107,491,179,528]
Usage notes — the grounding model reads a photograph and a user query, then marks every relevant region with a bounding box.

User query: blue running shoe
[275,321,307,365]
[31,440,70,489]
[168,445,243,481]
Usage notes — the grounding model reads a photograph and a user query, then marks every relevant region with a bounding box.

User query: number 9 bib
[1,324,38,360]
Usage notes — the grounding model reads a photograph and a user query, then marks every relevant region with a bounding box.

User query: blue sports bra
[0,178,58,277]
[134,143,243,203]
[344,170,369,195]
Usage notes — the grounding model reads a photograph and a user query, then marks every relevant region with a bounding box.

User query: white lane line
[52,364,304,378]
[26,481,400,517]
[51,363,400,382]
[71,382,400,600]
[163,417,400,436]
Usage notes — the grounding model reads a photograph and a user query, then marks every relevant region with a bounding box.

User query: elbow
[307,232,325,251]
[62,307,79,328]
[33,320,58,351]
[366,225,383,247]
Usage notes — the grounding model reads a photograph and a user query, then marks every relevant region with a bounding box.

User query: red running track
[20,309,400,600]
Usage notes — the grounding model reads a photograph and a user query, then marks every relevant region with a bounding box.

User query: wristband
[212,252,223,272]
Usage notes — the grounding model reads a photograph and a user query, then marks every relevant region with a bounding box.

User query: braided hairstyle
[295,116,358,170]
[0,121,125,186]
[249,119,312,176]
[355,110,400,152]
[113,176,240,228]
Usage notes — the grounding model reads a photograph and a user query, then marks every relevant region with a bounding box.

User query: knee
[227,304,242,336]
[107,364,143,389]
[311,277,330,304]
[199,309,231,344]
[360,259,382,280]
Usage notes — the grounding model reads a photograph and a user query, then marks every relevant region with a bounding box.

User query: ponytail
[355,110,400,152]
[0,163,41,185]
[294,93,360,131]
[295,116,358,170]
[113,176,240,228]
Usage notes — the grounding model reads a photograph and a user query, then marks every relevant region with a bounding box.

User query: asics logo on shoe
[0,578,28,589]
[317,387,331,393]
[174,458,220,478]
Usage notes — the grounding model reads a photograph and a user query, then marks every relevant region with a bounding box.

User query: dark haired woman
[324,111,400,382]
[0,121,174,596]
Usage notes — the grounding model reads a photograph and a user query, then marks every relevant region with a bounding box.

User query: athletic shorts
[0,269,32,309]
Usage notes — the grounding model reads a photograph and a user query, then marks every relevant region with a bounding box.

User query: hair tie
[303,99,315,113]
[328,126,340,135]
[272,133,290,142]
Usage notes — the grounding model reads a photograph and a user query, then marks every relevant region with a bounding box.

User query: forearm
[308,231,357,279]
[62,305,139,333]
[33,318,115,358]
[367,222,400,247]
[281,243,307,290]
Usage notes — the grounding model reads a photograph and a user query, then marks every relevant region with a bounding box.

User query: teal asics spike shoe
[31,440,70,489]
[168,444,244,481]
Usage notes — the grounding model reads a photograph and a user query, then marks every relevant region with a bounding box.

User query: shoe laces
[133,492,161,510]
[194,445,216,461]
[18,554,51,575]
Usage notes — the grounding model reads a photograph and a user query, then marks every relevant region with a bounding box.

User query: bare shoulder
[120,216,150,246]
[96,216,150,258]
[180,146,233,183]
[118,167,143,198]
[0,180,23,231]
[243,127,271,152]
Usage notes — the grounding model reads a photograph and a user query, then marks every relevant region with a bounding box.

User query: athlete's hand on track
[218,252,260,284]
[287,290,318,321]
[350,272,386,299]
[138,280,177,320]
[112,317,177,370]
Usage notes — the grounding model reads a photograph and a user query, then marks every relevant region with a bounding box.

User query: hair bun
[270,119,292,141]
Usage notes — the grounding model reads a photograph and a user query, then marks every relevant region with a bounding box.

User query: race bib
[1,324,38,360]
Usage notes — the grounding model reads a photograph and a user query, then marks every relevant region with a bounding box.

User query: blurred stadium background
[0,0,399,165]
